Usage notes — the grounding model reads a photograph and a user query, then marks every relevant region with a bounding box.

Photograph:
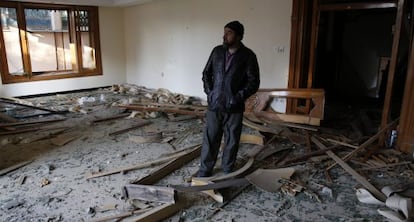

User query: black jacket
[202,43,260,113]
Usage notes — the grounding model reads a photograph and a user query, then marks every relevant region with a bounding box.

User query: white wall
[0,7,126,97]
[124,0,292,99]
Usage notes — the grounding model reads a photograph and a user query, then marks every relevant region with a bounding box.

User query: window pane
[25,9,71,73]
[1,7,24,75]
[78,10,96,70]
[25,8,68,31]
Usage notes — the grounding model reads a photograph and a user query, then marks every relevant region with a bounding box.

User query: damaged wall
[0,7,126,97]
[124,0,292,99]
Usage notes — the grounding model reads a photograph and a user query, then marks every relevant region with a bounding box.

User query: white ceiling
[8,0,153,7]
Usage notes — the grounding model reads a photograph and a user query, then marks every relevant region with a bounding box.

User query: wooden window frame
[0,1,102,84]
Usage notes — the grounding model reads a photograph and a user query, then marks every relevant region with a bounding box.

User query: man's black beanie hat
[225,21,244,40]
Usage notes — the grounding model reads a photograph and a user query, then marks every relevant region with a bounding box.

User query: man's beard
[223,40,234,48]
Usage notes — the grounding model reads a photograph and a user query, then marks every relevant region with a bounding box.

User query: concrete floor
[0,85,411,222]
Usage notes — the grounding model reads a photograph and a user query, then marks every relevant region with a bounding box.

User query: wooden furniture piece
[244,88,325,126]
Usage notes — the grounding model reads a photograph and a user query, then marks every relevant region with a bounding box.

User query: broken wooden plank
[0,127,42,136]
[127,102,206,112]
[0,160,33,176]
[86,145,200,179]
[242,117,283,135]
[0,98,67,114]
[19,128,67,144]
[131,145,201,185]
[256,111,321,126]
[170,128,193,148]
[0,118,66,128]
[326,138,359,149]
[311,137,386,202]
[282,128,307,145]
[122,198,186,222]
[240,134,264,146]
[206,182,250,220]
[326,118,399,170]
[91,208,151,222]
[191,179,224,203]
[281,144,342,166]
[108,120,152,136]
[254,146,292,163]
[358,161,411,171]
[50,132,80,146]
[173,178,250,192]
[117,103,206,117]
[122,184,176,204]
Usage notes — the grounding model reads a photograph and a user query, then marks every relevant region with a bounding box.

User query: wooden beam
[86,146,200,180]
[380,0,405,143]
[0,98,66,114]
[256,111,321,126]
[117,103,206,117]
[397,1,414,153]
[191,179,224,203]
[311,137,386,202]
[358,161,411,171]
[326,138,359,149]
[0,160,33,176]
[123,198,186,222]
[122,184,176,204]
[282,144,342,166]
[131,145,201,185]
[0,118,66,128]
[326,118,398,170]
[242,118,283,135]
[91,208,151,222]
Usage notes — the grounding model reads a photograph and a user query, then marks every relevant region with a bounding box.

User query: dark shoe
[197,171,212,177]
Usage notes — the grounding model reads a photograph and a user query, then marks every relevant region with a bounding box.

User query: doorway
[313,8,401,134]
[288,0,410,139]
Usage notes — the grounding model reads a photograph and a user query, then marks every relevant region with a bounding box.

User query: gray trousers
[199,110,243,176]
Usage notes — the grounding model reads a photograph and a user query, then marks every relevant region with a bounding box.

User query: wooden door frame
[288,0,414,153]
[288,0,398,90]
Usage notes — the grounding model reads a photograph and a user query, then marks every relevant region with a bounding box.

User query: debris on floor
[0,84,412,222]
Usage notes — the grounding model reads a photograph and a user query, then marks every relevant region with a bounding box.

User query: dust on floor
[0,85,412,222]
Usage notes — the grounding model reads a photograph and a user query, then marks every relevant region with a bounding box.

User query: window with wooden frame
[0,1,102,84]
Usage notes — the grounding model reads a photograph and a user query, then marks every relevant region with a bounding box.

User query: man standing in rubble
[199,21,260,177]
